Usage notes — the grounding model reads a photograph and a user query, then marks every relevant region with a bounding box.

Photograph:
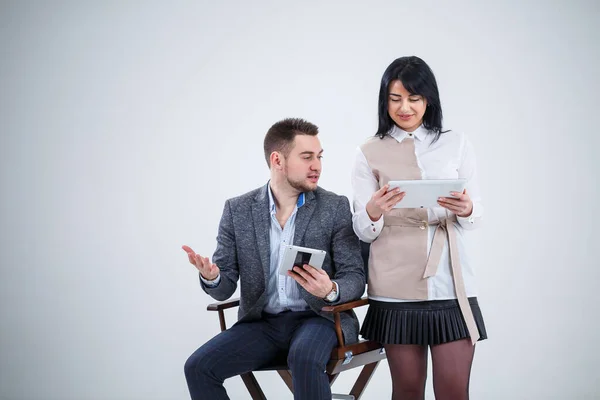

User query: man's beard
[287,177,316,192]
[285,173,317,193]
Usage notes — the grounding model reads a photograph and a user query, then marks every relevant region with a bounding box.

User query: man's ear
[270,151,284,170]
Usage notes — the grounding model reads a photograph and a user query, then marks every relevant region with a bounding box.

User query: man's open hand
[182,245,220,281]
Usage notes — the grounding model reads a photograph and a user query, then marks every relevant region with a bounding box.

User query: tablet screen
[293,251,312,268]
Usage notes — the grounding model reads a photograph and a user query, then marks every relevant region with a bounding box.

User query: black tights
[384,339,475,400]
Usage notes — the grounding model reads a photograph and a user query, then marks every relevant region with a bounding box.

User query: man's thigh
[288,316,338,365]
[187,319,281,380]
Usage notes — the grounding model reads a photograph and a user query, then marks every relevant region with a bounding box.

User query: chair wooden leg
[240,372,267,400]
[349,361,380,400]
[277,370,294,393]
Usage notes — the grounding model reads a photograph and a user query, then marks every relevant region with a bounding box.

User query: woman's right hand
[365,184,405,221]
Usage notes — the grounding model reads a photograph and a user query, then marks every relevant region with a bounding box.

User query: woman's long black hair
[376,56,446,142]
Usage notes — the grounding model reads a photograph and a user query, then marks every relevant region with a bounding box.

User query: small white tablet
[387,179,467,209]
[278,245,327,276]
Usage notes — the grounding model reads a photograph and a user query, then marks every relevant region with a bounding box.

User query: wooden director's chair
[207,243,384,400]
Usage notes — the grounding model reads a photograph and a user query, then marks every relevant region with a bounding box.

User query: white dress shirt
[351,125,483,302]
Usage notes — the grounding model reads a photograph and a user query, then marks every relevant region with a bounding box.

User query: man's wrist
[323,281,338,302]
[200,272,220,287]
[201,273,218,282]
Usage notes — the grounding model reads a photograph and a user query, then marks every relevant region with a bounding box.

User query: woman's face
[387,80,427,132]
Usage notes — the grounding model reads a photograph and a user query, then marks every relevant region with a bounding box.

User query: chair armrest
[321,297,369,348]
[321,297,369,313]
[207,298,240,312]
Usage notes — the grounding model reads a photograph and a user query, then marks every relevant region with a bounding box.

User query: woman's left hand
[437,189,473,217]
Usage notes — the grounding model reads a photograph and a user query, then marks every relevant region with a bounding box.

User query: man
[182,118,366,400]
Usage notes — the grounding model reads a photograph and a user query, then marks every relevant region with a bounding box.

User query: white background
[1,1,598,399]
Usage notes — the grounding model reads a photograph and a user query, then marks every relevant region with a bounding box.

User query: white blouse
[351,125,483,302]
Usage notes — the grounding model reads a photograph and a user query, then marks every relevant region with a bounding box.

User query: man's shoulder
[225,185,265,208]
[223,184,351,211]
[313,186,349,209]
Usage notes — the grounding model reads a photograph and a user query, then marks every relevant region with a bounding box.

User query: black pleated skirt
[360,297,488,346]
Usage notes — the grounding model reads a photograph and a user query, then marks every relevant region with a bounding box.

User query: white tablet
[278,245,327,276]
[387,179,467,209]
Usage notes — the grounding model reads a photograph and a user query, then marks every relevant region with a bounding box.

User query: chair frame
[207,296,385,400]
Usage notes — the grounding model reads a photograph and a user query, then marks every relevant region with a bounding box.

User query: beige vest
[361,135,480,344]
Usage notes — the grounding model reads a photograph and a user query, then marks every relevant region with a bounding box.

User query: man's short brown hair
[263,118,319,167]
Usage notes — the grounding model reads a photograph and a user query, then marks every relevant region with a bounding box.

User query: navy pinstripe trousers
[184,310,338,400]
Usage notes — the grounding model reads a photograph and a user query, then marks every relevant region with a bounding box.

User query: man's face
[282,135,323,192]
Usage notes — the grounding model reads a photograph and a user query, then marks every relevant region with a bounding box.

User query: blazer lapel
[251,184,271,283]
[293,190,316,246]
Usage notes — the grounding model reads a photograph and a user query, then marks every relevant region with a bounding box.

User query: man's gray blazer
[201,184,366,344]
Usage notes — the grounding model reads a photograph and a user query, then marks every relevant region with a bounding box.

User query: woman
[352,56,487,400]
